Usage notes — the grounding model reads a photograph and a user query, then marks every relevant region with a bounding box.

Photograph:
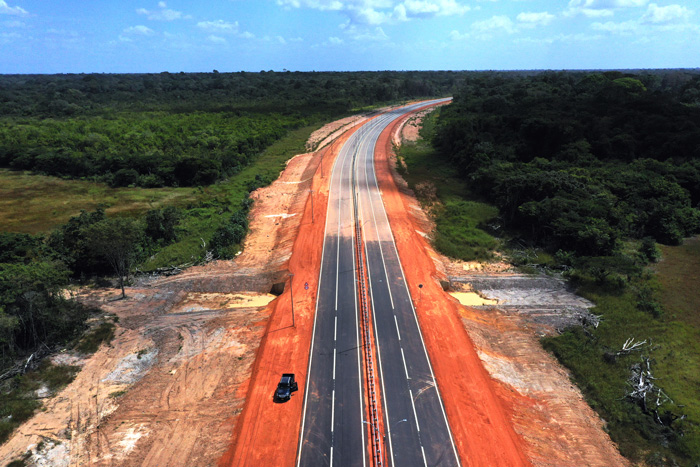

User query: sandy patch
[450,291,499,306]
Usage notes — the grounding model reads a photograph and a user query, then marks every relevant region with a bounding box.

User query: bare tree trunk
[118,274,126,299]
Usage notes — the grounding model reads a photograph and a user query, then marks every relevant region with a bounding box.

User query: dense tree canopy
[434,70,700,256]
[0,71,463,187]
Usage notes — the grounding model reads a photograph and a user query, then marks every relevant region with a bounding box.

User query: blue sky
[1,0,698,73]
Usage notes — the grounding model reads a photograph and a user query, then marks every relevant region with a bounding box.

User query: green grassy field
[543,248,700,465]
[396,111,499,261]
[0,123,319,270]
[0,170,195,235]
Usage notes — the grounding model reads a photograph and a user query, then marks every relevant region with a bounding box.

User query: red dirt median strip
[218,127,361,466]
[374,103,531,466]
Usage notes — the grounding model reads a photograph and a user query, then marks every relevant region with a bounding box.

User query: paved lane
[297,127,366,467]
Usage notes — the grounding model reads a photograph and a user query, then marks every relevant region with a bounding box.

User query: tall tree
[84,218,142,298]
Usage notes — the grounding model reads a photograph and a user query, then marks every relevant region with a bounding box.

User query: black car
[275,373,299,402]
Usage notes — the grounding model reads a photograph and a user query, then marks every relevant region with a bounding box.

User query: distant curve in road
[297,100,457,467]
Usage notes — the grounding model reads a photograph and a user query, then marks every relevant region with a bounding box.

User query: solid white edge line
[296,127,351,467]
[370,99,462,466]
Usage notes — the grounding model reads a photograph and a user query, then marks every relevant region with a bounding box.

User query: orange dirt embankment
[376,104,532,466]
[218,125,363,466]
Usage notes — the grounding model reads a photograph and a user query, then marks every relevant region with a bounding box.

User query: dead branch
[618,337,647,356]
[626,356,673,416]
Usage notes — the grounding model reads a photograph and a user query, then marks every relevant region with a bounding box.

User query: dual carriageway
[297,100,460,467]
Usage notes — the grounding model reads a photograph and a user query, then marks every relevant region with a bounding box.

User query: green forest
[0,71,460,188]
[425,70,700,465]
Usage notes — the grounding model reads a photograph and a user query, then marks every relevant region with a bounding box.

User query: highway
[297,100,458,467]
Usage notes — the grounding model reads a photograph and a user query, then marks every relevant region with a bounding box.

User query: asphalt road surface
[298,100,458,467]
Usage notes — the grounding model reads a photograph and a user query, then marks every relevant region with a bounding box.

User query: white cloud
[123,25,155,36]
[590,3,695,35]
[515,32,603,45]
[449,29,467,40]
[340,22,390,41]
[277,0,469,25]
[240,31,255,39]
[591,19,638,33]
[641,3,692,24]
[207,35,227,44]
[516,11,555,27]
[351,7,391,25]
[329,36,344,44]
[472,15,516,36]
[1,31,20,37]
[450,14,518,40]
[0,0,27,15]
[197,19,240,33]
[137,2,191,21]
[402,0,469,17]
[565,0,648,17]
[3,19,24,27]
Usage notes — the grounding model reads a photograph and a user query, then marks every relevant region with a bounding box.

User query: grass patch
[542,257,700,465]
[656,237,700,327]
[0,169,194,235]
[0,361,79,445]
[396,110,499,261]
[75,321,116,354]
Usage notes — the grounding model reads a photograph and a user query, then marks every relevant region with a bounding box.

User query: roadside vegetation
[397,111,499,261]
[405,70,700,465]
